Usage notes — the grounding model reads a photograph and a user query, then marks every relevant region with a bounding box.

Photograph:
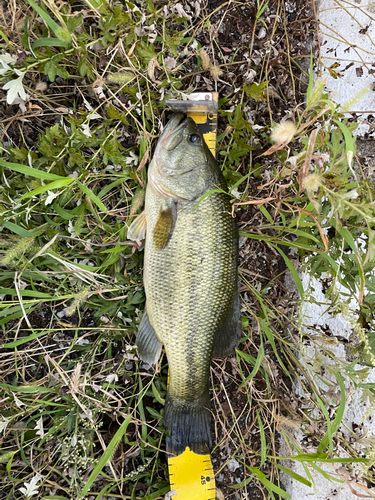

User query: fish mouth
[160,113,187,151]
[148,113,190,198]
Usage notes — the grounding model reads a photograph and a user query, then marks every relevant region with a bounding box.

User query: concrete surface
[319,0,375,135]
[282,273,375,499]
[282,2,375,498]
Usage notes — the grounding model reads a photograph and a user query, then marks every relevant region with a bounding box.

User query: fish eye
[188,133,200,145]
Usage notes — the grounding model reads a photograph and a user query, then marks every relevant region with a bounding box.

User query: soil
[357,139,375,183]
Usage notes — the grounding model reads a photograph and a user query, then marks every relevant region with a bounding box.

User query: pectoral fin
[136,309,162,364]
[212,285,241,358]
[127,211,147,241]
[153,200,177,250]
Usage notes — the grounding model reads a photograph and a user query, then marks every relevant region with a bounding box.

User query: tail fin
[164,395,212,456]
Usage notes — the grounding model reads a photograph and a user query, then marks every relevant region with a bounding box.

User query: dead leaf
[55,107,72,113]
[296,105,330,135]
[231,197,276,216]
[173,4,191,20]
[209,65,223,81]
[267,84,281,100]
[134,25,147,37]
[216,488,225,500]
[164,56,177,72]
[283,202,329,252]
[202,76,214,91]
[12,94,30,113]
[35,81,48,92]
[137,148,150,172]
[194,1,201,17]
[148,57,162,84]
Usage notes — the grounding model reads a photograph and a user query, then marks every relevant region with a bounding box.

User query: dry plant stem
[312,0,322,68]
[258,139,291,157]
[319,19,375,65]
[282,2,296,100]
[297,105,331,135]
[264,0,283,121]
[231,197,276,216]
[283,203,329,252]
[298,128,318,188]
[335,0,375,48]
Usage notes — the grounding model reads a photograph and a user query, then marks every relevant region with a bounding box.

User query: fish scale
[128,114,240,457]
[145,189,237,435]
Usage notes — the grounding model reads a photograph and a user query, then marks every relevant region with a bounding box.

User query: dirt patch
[357,139,375,182]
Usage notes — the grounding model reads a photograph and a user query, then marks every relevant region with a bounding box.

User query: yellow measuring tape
[168,447,216,499]
[166,92,218,157]
[165,93,218,499]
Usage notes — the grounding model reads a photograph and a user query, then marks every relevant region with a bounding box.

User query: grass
[1,0,375,498]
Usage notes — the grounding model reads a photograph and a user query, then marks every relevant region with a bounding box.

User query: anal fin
[136,309,162,364]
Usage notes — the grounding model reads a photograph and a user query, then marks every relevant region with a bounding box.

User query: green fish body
[128,114,240,456]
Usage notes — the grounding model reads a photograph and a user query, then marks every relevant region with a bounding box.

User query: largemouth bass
[128,113,240,456]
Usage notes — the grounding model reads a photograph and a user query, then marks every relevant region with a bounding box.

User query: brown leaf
[137,148,149,172]
[164,56,177,72]
[147,57,162,84]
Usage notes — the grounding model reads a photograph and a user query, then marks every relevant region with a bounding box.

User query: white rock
[227,457,240,472]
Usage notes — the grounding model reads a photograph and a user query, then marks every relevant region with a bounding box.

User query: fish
[127,113,240,456]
